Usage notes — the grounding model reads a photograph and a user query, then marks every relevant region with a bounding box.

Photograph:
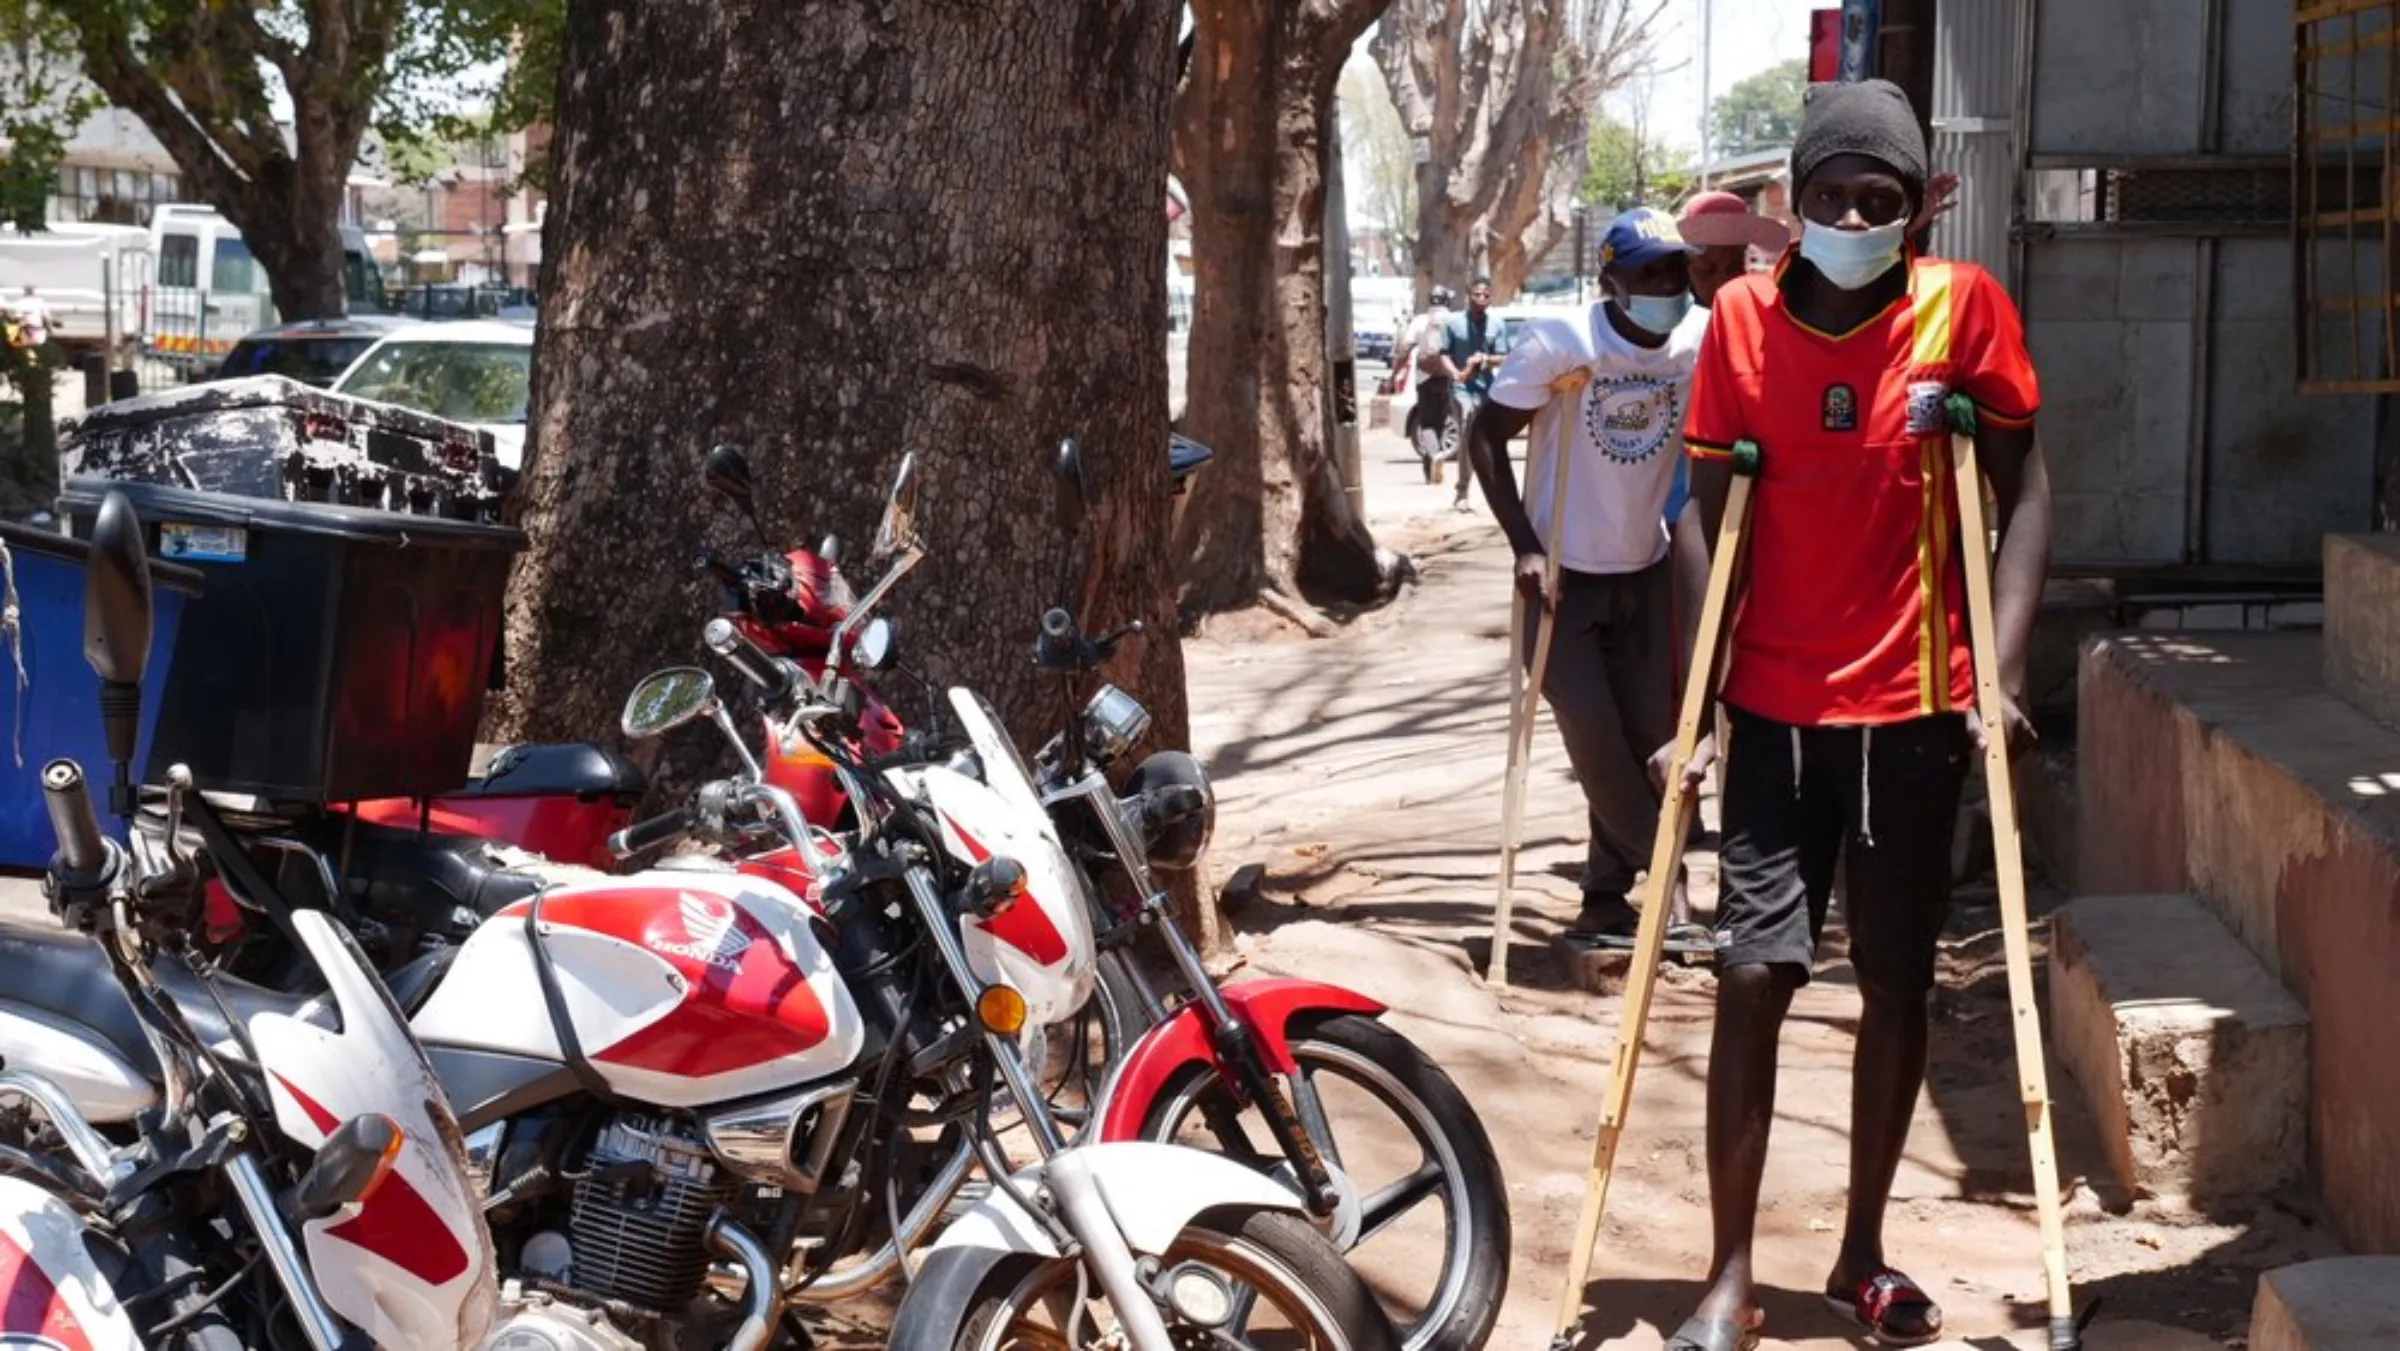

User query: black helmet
[1124,750,1215,873]
[1429,286,1457,309]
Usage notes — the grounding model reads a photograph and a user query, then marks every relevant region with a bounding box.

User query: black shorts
[1715,704,1972,994]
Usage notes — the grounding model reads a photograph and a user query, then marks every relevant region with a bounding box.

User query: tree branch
[68,11,253,210]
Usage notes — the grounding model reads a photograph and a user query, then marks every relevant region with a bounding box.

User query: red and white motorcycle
[0,491,1395,1350]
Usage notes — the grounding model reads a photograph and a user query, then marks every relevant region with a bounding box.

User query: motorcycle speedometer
[1080,684,1152,765]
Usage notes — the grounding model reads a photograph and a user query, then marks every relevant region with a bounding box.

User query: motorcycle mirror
[84,490,153,689]
[1052,438,1087,537]
[84,491,153,811]
[621,667,718,740]
[704,444,772,546]
[854,617,897,673]
[869,453,920,565]
[702,444,756,510]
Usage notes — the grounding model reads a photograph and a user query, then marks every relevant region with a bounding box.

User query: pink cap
[1677,190,1793,252]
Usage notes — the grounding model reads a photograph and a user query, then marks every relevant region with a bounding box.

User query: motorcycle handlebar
[704,617,797,702]
[1035,608,1080,670]
[40,761,105,879]
[608,805,698,861]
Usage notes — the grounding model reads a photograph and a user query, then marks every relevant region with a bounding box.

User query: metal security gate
[2296,0,2400,394]
[2014,0,2379,571]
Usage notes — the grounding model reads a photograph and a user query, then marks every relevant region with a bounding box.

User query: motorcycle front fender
[0,1175,143,1350]
[1094,977,1386,1141]
[922,1141,1303,1260]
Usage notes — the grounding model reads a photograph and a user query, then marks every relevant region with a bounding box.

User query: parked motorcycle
[160,435,1506,1350]
[0,484,1397,1350]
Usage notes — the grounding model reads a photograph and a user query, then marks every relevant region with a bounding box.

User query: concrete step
[2077,631,2400,1249]
[2325,533,2400,728]
[2048,894,2308,1205]
[2251,1256,2400,1351]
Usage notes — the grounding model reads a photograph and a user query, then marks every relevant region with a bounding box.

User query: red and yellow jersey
[1685,253,2039,727]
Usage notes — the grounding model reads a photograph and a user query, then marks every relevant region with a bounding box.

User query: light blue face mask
[1619,291,1692,337]
[1800,218,1907,290]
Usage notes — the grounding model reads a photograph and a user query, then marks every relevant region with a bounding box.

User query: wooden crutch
[1944,393,2085,1351]
[1550,439,1763,1350]
[1491,369,1590,989]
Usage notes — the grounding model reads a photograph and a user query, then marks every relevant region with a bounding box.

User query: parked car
[331,319,533,469]
[208,316,416,388]
[1354,325,1395,364]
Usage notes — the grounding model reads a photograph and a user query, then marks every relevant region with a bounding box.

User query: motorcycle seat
[334,817,550,935]
[0,921,329,1078]
[453,743,645,802]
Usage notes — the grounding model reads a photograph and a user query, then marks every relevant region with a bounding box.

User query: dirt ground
[1178,418,2343,1350]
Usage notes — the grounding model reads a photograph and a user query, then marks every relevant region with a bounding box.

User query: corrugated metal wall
[2014,0,2378,570]
[1928,0,2014,281]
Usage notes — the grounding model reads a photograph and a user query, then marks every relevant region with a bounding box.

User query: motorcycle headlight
[1079,685,1153,765]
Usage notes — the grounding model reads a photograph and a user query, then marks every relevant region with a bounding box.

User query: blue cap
[1599,207,1700,272]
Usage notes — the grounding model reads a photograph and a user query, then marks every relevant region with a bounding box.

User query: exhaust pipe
[704,1214,779,1351]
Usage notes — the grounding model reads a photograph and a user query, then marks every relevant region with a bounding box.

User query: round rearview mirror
[870,454,920,563]
[621,667,717,740]
[854,617,897,672]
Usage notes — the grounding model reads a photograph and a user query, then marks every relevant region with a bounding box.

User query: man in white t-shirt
[1467,207,1713,951]
[1401,288,1455,481]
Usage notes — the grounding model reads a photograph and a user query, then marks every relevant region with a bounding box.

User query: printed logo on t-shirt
[1582,374,1685,464]
[1821,383,1857,432]
[1905,380,1952,437]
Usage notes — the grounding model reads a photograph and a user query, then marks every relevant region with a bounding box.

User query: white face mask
[1618,292,1692,337]
[1799,218,1907,290]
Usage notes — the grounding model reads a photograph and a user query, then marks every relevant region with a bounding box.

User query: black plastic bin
[58,476,527,806]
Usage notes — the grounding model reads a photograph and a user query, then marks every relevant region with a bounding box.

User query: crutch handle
[1730,438,1764,477]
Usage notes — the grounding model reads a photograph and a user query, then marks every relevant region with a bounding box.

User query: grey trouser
[1518,558,1676,899]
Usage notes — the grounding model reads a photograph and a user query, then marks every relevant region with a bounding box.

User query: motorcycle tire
[1138,1013,1508,1351]
[943,1208,1398,1351]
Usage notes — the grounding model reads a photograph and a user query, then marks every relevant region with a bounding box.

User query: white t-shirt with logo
[1488,303,1709,574]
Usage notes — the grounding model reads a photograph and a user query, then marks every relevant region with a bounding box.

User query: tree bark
[1375,0,1663,303]
[1174,0,1400,616]
[496,1,1187,836]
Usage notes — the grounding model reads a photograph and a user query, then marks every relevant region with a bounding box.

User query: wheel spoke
[1197,1095,1268,1164]
[1358,1158,1446,1243]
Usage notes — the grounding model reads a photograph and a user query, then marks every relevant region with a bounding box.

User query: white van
[145,206,385,372]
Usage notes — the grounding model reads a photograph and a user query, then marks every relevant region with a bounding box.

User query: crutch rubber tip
[1729,439,1762,476]
[1547,1334,1576,1351]
[2049,1314,2083,1351]
[1944,392,1980,438]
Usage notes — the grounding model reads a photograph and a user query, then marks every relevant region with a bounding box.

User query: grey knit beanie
[1790,79,1927,206]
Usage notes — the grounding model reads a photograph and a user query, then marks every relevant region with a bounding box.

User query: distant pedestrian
[1435,279,1509,510]
[8,287,49,350]
[1405,287,1455,480]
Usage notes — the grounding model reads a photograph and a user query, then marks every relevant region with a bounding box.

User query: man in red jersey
[1653,79,2052,1351]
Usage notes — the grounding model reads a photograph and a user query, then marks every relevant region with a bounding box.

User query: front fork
[1113,898,1345,1220]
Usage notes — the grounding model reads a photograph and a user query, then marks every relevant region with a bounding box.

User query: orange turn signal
[976,984,1029,1036]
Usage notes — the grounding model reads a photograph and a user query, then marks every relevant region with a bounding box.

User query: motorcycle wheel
[950,1208,1398,1351]
[1138,1014,1507,1351]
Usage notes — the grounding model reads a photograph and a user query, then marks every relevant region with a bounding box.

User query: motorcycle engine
[549,1115,736,1314]
[486,1296,645,1351]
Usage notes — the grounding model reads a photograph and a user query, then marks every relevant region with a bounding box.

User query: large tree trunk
[1376,0,1662,303]
[1174,0,1398,617]
[495,2,1187,820]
